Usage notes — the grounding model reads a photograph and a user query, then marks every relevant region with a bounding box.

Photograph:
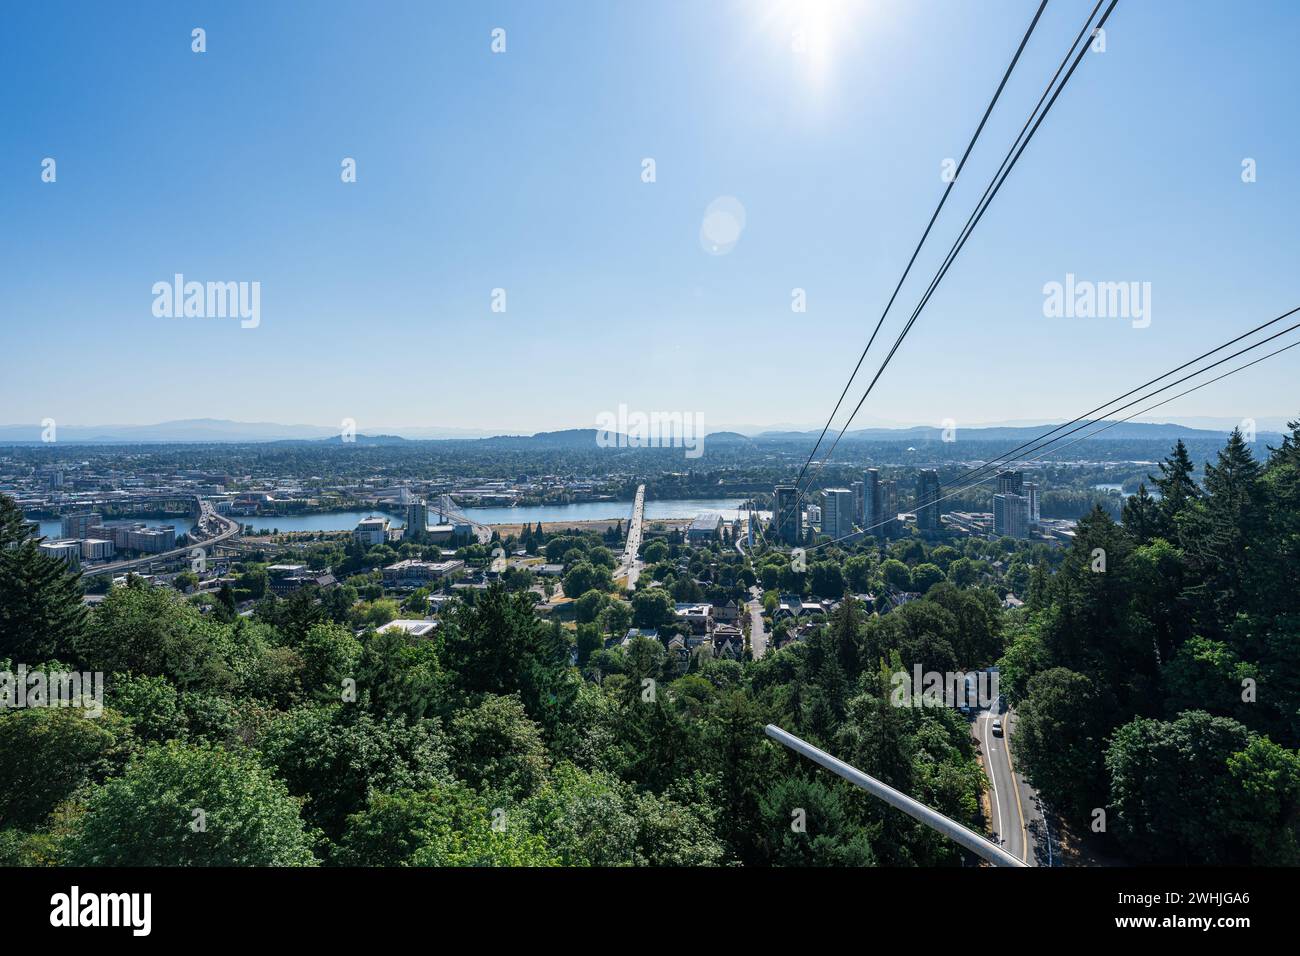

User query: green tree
[573,588,606,624]
[448,694,550,803]
[334,785,556,866]
[630,587,675,630]
[1105,710,1251,864]
[563,561,612,597]
[0,707,131,828]
[78,585,235,691]
[258,705,451,840]
[756,776,875,866]
[62,741,318,865]
[0,494,88,662]
[1014,667,1111,823]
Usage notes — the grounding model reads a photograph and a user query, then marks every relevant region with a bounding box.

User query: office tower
[61,511,103,539]
[880,480,899,537]
[405,501,429,541]
[851,481,864,524]
[916,469,941,532]
[863,468,881,533]
[993,492,1029,539]
[1023,481,1041,524]
[996,470,1024,496]
[822,488,854,541]
[773,484,800,546]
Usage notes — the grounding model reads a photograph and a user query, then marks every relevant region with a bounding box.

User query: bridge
[432,494,493,545]
[57,493,203,516]
[617,484,645,589]
[79,498,241,579]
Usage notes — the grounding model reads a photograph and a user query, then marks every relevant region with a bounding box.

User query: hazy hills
[0,417,1285,446]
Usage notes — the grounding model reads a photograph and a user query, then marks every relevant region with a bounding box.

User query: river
[226,497,761,533]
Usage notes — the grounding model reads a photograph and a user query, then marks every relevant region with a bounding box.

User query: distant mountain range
[0,417,1285,445]
[0,419,496,444]
[751,421,1287,442]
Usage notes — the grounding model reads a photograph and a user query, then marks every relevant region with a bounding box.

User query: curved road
[80,499,241,578]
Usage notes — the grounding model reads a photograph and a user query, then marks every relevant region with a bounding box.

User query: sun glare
[760,0,868,88]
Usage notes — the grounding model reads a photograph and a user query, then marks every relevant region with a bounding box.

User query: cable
[794,0,1116,514]
[802,322,1300,552]
[787,0,1051,511]
[936,309,1300,501]
[944,304,1300,492]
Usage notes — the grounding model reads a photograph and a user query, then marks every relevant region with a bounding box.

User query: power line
[793,0,1116,516]
[801,320,1300,552]
[944,304,1300,492]
[928,311,1300,505]
[786,0,1052,515]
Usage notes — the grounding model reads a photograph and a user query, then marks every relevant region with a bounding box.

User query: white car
[991,717,1004,737]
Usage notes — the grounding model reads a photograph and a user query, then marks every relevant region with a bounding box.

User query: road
[617,484,646,589]
[973,704,1044,865]
[80,499,241,578]
[747,585,768,658]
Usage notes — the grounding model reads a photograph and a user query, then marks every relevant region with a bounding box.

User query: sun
[756,0,870,90]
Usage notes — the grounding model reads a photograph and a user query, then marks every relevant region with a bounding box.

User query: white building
[80,538,115,561]
[353,516,390,547]
[1023,481,1041,524]
[821,488,855,541]
[40,540,82,566]
[993,493,1029,539]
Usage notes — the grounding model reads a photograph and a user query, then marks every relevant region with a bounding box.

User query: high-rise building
[1023,481,1041,524]
[880,480,899,538]
[996,470,1024,496]
[773,484,800,546]
[405,501,429,541]
[61,511,102,539]
[993,493,1029,539]
[863,469,881,534]
[851,481,864,524]
[916,469,942,532]
[821,488,855,541]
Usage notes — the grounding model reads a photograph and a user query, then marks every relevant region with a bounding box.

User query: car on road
[991,717,1004,737]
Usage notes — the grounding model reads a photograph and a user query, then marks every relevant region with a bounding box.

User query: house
[713,600,741,625]
[619,627,660,647]
[711,624,743,654]
[666,634,691,673]
[674,602,713,635]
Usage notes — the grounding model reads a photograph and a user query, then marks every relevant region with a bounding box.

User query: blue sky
[2,0,1297,435]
